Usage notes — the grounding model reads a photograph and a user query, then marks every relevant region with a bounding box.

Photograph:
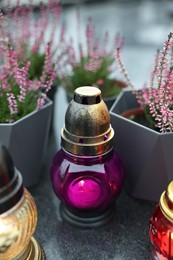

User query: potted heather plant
[56,17,127,109]
[3,0,61,101]
[0,38,55,187]
[110,32,173,201]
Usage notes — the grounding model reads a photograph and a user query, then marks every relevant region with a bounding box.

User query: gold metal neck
[160,181,173,223]
[16,237,46,260]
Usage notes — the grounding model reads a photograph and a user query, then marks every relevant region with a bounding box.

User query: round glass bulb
[51,148,124,212]
[149,204,173,260]
[0,189,37,260]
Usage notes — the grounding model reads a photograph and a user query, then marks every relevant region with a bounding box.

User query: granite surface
[27,0,173,259]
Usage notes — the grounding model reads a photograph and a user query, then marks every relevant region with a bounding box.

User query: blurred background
[1,0,173,146]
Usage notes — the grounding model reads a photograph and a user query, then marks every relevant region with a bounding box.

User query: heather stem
[158,32,173,89]
[115,47,134,89]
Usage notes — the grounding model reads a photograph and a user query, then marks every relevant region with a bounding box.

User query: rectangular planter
[0,98,53,187]
[110,90,173,201]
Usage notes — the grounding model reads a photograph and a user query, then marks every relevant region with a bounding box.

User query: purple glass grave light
[50,86,125,228]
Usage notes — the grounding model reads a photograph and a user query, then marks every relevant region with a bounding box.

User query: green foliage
[21,44,45,80]
[28,52,45,80]
[143,106,156,129]
[61,54,123,97]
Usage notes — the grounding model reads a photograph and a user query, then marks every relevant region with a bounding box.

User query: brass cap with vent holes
[61,86,114,155]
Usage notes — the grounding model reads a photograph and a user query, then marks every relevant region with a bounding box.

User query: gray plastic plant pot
[110,90,173,202]
[0,98,53,187]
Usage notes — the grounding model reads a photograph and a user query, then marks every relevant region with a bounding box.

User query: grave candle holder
[50,86,125,228]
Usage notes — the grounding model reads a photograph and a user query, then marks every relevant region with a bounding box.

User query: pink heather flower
[86,21,94,53]
[44,43,52,73]
[36,93,46,110]
[97,79,104,85]
[41,67,55,93]
[47,69,55,91]
[156,106,173,132]
[13,61,30,90]
[7,93,18,115]
[17,87,26,103]
[29,79,42,91]
[1,82,7,90]
[107,66,114,72]
[84,57,102,72]
[163,39,173,49]
[31,44,39,54]
[116,31,173,132]
[40,42,56,92]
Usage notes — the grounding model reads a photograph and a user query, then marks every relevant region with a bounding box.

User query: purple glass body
[50,148,125,212]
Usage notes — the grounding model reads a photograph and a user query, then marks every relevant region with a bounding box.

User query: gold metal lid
[0,144,23,214]
[160,181,173,222]
[61,86,114,155]
[17,236,46,260]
